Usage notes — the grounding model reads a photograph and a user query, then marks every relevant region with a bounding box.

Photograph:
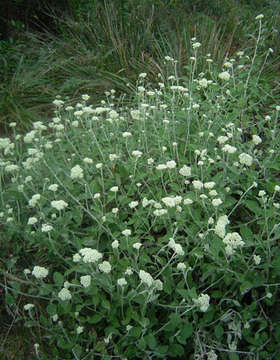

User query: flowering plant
[1,17,280,359]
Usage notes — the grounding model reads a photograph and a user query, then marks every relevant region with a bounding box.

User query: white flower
[147,158,154,165]
[132,150,142,158]
[112,208,118,214]
[79,248,103,263]
[204,182,216,189]
[253,255,261,265]
[71,165,84,180]
[222,144,237,154]
[166,160,176,169]
[122,132,132,138]
[192,42,201,49]
[218,71,230,81]
[94,193,100,199]
[207,350,218,360]
[80,275,91,288]
[133,242,142,250]
[96,163,103,169]
[139,270,154,287]
[111,240,119,249]
[28,194,41,207]
[24,269,31,275]
[209,190,218,197]
[258,190,266,197]
[41,224,53,232]
[5,164,19,172]
[174,244,184,256]
[110,186,118,193]
[162,196,182,207]
[212,198,223,207]
[139,72,147,78]
[177,263,186,271]
[154,279,163,291]
[130,110,141,120]
[24,303,35,311]
[51,200,68,211]
[122,229,131,237]
[125,267,133,275]
[214,215,230,238]
[275,185,280,192]
[48,184,58,192]
[179,165,191,177]
[117,278,127,286]
[28,217,38,225]
[153,209,168,216]
[76,326,84,334]
[194,293,210,312]
[193,180,203,190]
[183,198,193,205]
[129,201,139,209]
[24,130,37,143]
[58,288,72,301]
[255,14,264,20]
[223,232,244,251]
[252,135,262,145]
[239,153,253,166]
[83,157,93,164]
[32,266,49,279]
[98,261,112,273]
[217,135,228,144]
[198,78,208,88]
[73,253,81,262]
[156,164,167,170]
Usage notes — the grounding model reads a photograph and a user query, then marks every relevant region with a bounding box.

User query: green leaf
[168,344,185,357]
[240,280,253,295]
[129,326,142,338]
[53,272,64,286]
[246,200,262,215]
[144,334,157,349]
[46,303,57,315]
[88,314,103,324]
[177,322,193,344]
[138,337,146,350]
[215,324,224,339]
[5,293,15,305]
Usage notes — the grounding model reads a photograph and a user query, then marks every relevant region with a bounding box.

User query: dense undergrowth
[1,12,280,359]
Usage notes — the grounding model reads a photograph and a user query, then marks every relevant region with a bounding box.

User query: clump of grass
[1,14,280,360]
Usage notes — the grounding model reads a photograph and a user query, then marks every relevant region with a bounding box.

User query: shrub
[1,14,280,359]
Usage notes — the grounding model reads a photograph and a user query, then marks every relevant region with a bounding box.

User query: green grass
[1,0,279,134]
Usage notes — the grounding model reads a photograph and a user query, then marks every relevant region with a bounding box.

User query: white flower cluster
[194,293,210,312]
[156,160,176,170]
[215,215,230,238]
[218,71,231,81]
[80,275,91,288]
[71,165,84,179]
[58,287,72,301]
[28,194,41,207]
[98,261,112,274]
[162,196,182,208]
[239,153,253,166]
[73,248,103,263]
[32,266,49,279]
[138,270,163,291]
[51,200,68,211]
[179,165,191,177]
[223,232,245,255]
[139,269,154,287]
[168,238,185,256]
